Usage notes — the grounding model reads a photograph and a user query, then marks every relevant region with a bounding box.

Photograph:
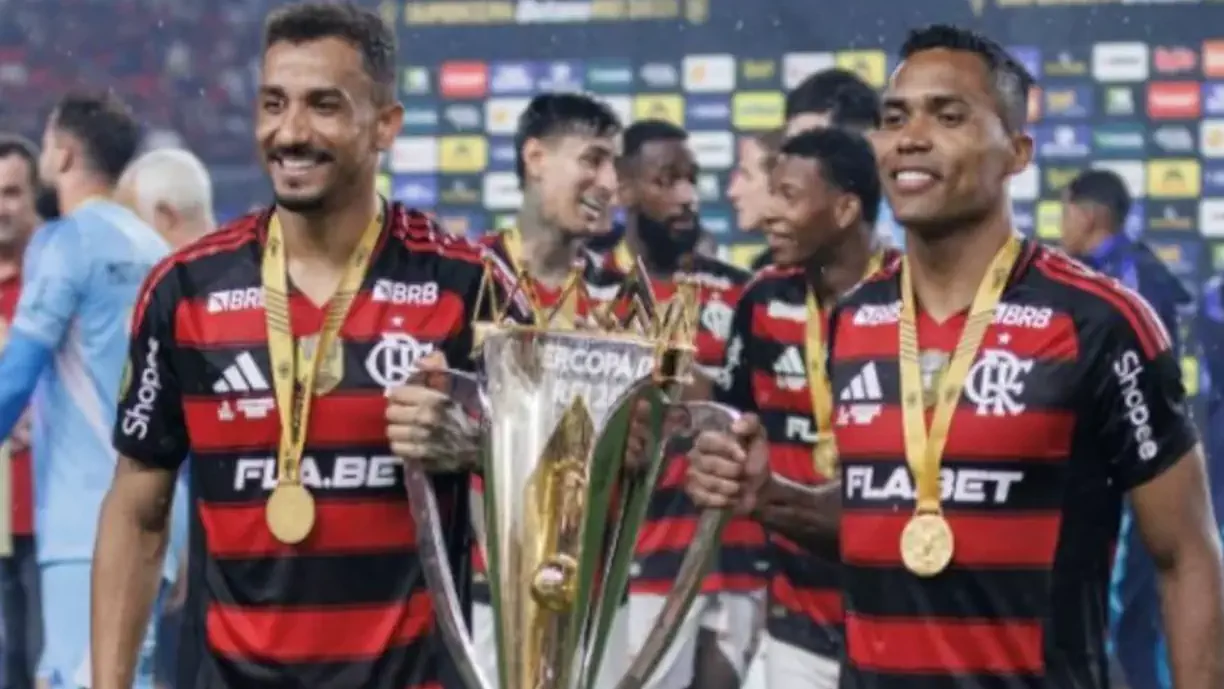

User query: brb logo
[1113,350,1158,462]
[121,338,162,440]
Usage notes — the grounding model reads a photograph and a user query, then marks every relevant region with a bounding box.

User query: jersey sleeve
[11,220,86,346]
[712,288,756,412]
[112,263,190,472]
[1087,296,1199,491]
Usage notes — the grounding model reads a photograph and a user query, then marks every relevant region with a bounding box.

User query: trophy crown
[472,255,702,356]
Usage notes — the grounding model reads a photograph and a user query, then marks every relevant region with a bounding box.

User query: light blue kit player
[0,92,187,689]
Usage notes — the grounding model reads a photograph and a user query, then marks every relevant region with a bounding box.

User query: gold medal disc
[899,512,955,577]
[266,483,317,545]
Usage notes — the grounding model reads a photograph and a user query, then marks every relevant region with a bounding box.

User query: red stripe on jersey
[831,311,1079,361]
[200,499,417,557]
[770,442,823,484]
[206,592,433,662]
[629,573,765,595]
[751,371,810,414]
[840,511,1063,567]
[835,407,1076,461]
[185,393,387,452]
[132,226,256,333]
[1035,254,1170,358]
[635,516,765,555]
[845,614,1043,674]
[771,573,842,624]
[750,301,805,345]
[175,290,467,348]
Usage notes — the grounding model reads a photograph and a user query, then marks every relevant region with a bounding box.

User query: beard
[274,192,329,214]
[636,212,702,270]
[35,187,60,221]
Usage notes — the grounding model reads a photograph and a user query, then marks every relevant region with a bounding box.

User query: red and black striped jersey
[716,264,841,657]
[828,241,1198,689]
[619,251,766,596]
[469,231,626,604]
[113,203,497,689]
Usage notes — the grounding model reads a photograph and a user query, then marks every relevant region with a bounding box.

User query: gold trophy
[400,259,737,689]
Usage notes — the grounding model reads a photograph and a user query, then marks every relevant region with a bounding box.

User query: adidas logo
[213,352,270,393]
[773,346,807,391]
[837,362,883,427]
[839,361,882,402]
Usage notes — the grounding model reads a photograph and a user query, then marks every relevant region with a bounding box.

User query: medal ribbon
[804,249,887,477]
[501,227,579,326]
[898,235,1022,513]
[263,210,384,490]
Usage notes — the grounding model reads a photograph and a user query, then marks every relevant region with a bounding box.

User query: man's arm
[1130,448,1224,689]
[1091,292,1224,689]
[0,222,85,438]
[95,261,191,689]
[752,476,841,557]
[92,456,177,689]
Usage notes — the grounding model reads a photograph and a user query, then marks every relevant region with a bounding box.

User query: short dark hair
[1066,169,1131,233]
[899,24,1034,133]
[0,134,38,189]
[51,91,141,184]
[513,93,622,187]
[785,69,881,131]
[621,119,688,163]
[779,128,881,226]
[747,129,786,174]
[264,2,397,101]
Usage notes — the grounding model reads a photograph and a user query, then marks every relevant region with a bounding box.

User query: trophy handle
[613,401,739,689]
[399,367,493,689]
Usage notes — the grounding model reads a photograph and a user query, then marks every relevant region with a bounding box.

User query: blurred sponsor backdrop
[7,0,1223,315]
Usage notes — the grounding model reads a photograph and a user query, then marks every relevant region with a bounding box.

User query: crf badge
[366,333,436,388]
[965,349,1034,417]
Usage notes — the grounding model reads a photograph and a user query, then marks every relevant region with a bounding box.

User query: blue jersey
[10,199,171,566]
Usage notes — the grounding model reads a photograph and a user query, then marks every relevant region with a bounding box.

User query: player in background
[94,4,509,689]
[0,134,43,689]
[727,129,782,272]
[749,69,882,270]
[117,148,217,249]
[687,24,1224,689]
[1059,168,1194,689]
[724,128,895,689]
[467,90,623,689]
[0,92,170,689]
[111,147,217,689]
[598,119,757,689]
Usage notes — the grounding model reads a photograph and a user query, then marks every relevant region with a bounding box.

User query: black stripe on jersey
[828,359,1082,410]
[210,640,448,689]
[839,669,1049,689]
[844,564,1049,621]
[840,458,1071,512]
[207,551,423,607]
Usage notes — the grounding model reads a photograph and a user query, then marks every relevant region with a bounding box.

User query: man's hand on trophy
[685,413,770,515]
[386,352,481,473]
[625,396,690,472]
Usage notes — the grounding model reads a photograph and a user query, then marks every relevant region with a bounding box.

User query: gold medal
[900,511,955,577]
[265,483,316,545]
[261,208,384,545]
[896,235,1022,574]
